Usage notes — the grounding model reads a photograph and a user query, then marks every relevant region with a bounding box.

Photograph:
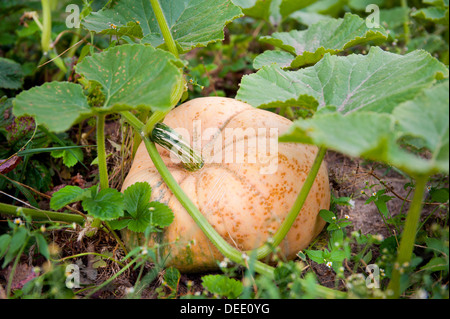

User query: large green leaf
[392,80,449,174]
[232,0,317,24]
[83,0,242,53]
[13,82,92,133]
[280,81,449,176]
[256,13,389,69]
[237,47,448,113]
[412,0,449,25]
[76,44,183,112]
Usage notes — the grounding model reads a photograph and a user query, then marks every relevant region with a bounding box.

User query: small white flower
[219,260,228,268]
[125,287,135,294]
[13,218,23,226]
[326,261,333,268]
[242,253,250,261]
[344,214,350,220]
[141,247,148,255]
[372,192,377,197]
[332,216,336,220]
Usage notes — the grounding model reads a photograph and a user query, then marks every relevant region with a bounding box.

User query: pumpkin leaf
[13,82,92,133]
[82,0,243,53]
[201,274,243,299]
[232,0,317,24]
[412,0,449,25]
[255,13,389,69]
[76,44,183,112]
[237,47,449,113]
[253,50,295,70]
[0,57,24,90]
[392,80,449,174]
[82,188,124,221]
[280,81,449,177]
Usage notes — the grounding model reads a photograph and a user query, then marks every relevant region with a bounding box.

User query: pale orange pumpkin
[121,97,330,272]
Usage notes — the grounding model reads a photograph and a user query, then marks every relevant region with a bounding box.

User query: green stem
[0,202,85,224]
[87,114,109,236]
[401,0,411,45]
[96,114,109,190]
[149,0,179,58]
[249,147,327,260]
[41,0,67,75]
[41,0,51,53]
[387,175,428,298]
[150,123,204,172]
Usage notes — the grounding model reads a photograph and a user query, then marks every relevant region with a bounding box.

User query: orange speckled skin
[121,97,329,272]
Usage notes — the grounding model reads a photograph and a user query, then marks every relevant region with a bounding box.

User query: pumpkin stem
[150,123,204,172]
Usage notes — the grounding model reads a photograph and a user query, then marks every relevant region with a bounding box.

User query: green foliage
[255,13,389,69]
[201,274,244,298]
[83,0,243,53]
[0,57,24,90]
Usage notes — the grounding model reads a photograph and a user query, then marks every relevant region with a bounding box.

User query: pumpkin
[121,97,330,272]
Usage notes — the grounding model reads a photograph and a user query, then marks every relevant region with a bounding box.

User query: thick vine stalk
[387,176,428,298]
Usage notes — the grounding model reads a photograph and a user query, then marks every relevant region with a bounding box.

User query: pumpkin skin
[121,97,330,272]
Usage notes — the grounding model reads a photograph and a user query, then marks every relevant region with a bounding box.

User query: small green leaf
[34,233,49,260]
[51,147,84,168]
[164,267,181,292]
[50,186,88,211]
[0,57,24,89]
[201,274,244,299]
[123,182,152,218]
[0,234,11,258]
[420,257,448,272]
[330,249,347,262]
[2,227,27,268]
[149,202,174,228]
[13,82,92,133]
[429,187,449,203]
[319,209,336,223]
[76,44,183,112]
[82,188,124,221]
[305,249,325,264]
